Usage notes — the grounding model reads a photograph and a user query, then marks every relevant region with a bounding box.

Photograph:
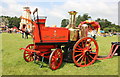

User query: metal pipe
[66,11,77,29]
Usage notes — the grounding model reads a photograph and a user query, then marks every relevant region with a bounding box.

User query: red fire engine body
[20,9,120,70]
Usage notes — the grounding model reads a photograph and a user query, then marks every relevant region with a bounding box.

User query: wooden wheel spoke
[79,56,84,65]
[89,44,95,48]
[58,54,61,58]
[82,42,84,48]
[31,57,34,61]
[51,62,56,68]
[54,54,59,58]
[90,52,97,55]
[87,43,91,47]
[76,54,84,63]
[75,53,82,58]
[77,45,81,48]
[29,57,32,61]
[55,51,59,57]
[83,40,87,47]
[88,55,94,60]
[74,50,83,52]
[88,48,97,52]
[27,57,30,60]
[90,48,97,51]
[51,56,56,62]
[56,52,61,58]
[54,54,57,58]
[75,48,83,51]
[84,56,86,65]
[85,40,88,46]
[86,55,91,63]
[29,56,32,60]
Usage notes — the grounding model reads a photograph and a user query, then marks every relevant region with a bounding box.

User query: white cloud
[0,0,22,16]
[0,0,44,17]
[43,0,119,26]
[0,0,119,26]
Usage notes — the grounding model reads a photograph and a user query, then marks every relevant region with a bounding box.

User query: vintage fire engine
[20,7,120,70]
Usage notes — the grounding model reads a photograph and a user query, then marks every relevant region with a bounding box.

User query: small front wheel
[23,44,34,62]
[49,49,63,70]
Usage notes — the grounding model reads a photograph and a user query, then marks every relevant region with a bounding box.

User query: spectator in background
[21,31,25,38]
[20,24,26,38]
[24,29,29,39]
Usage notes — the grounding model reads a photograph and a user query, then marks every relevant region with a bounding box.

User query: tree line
[61,14,120,32]
[0,16,20,28]
[0,15,120,32]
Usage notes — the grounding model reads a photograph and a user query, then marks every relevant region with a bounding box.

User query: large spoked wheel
[49,49,63,70]
[24,44,34,62]
[73,37,98,67]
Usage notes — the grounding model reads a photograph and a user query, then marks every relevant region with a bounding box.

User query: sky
[0,0,119,27]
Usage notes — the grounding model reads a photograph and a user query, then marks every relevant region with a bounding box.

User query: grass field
[1,33,119,75]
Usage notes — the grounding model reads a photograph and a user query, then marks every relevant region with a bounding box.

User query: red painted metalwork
[39,50,52,59]
[49,49,63,70]
[34,27,70,43]
[73,37,98,67]
[97,43,120,60]
[20,16,70,43]
[34,45,58,50]
[20,10,119,70]
[40,27,69,43]
[79,21,100,30]
[35,19,46,28]
[21,45,57,59]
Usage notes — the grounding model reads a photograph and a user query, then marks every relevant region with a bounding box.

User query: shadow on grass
[94,60,102,64]
[34,60,70,71]
[34,60,49,68]
[33,59,67,70]
[60,62,67,68]
[32,57,112,70]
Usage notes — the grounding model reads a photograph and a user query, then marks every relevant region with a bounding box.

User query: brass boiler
[66,11,88,41]
[80,24,88,38]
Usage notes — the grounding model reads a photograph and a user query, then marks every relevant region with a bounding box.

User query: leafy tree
[82,13,91,21]
[95,18,120,32]
[76,15,82,26]
[113,24,120,32]
[61,13,91,27]
[104,27,116,33]
[61,19,69,27]
[95,18,112,29]
[0,16,20,28]
[76,14,91,26]
[61,13,120,32]
[0,16,9,26]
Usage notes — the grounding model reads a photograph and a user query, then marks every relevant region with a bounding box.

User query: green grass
[2,33,119,75]
[0,33,2,76]
[118,35,120,42]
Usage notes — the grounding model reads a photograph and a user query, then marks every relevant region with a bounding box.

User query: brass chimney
[66,11,77,29]
[66,11,79,41]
